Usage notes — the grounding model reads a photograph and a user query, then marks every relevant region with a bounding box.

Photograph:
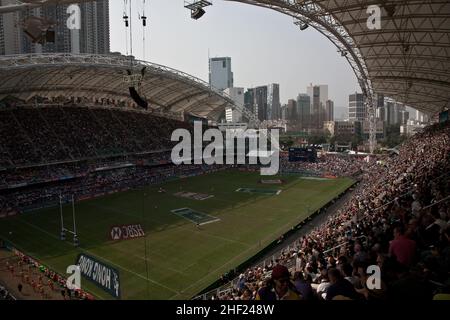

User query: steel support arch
[226,0,377,153]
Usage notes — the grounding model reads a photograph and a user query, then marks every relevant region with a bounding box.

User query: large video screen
[288,147,317,162]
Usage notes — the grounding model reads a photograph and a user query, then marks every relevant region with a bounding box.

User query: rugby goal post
[59,194,79,247]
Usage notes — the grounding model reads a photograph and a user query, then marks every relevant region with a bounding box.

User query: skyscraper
[412,109,429,123]
[348,92,366,121]
[399,109,410,125]
[0,0,22,55]
[209,57,233,91]
[80,1,110,54]
[280,104,288,121]
[0,0,110,55]
[267,83,280,120]
[296,93,310,129]
[375,93,385,122]
[385,101,394,126]
[224,87,244,123]
[254,86,268,121]
[309,86,320,127]
[245,85,279,121]
[244,88,255,112]
[325,100,334,122]
[287,99,297,121]
[307,84,328,129]
[307,84,328,108]
[384,100,410,126]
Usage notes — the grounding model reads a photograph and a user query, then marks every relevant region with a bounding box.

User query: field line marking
[84,203,249,263]
[169,181,352,299]
[50,202,187,275]
[170,207,220,224]
[84,202,163,226]
[194,229,251,246]
[14,216,180,296]
[104,241,187,276]
[199,219,221,226]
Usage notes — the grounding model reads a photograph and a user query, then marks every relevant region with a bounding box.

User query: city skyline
[109,0,359,108]
[0,1,426,119]
[0,0,109,55]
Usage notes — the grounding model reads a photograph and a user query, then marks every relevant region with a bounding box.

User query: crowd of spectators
[0,160,227,214]
[1,101,449,301]
[0,101,369,215]
[280,153,369,177]
[0,153,366,215]
[0,103,188,167]
[0,162,88,188]
[1,251,93,300]
[211,121,450,300]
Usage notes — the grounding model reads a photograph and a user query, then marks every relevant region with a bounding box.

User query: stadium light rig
[184,0,212,20]
[293,19,309,31]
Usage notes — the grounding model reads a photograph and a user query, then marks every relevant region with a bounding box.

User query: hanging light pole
[72,194,79,247]
[59,192,66,241]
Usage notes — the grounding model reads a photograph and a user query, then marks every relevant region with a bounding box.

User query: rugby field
[0,170,353,300]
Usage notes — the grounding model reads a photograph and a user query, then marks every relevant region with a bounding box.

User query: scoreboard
[288,147,317,162]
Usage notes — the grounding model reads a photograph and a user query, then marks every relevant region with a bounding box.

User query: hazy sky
[109,0,360,113]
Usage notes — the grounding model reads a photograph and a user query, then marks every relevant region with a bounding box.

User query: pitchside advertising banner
[110,223,145,241]
[76,253,121,299]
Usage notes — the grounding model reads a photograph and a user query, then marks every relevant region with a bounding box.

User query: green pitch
[0,170,353,300]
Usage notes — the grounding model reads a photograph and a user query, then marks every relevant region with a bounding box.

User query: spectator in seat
[326,268,360,300]
[388,263,433,300]
[256,265,301,300]
[316,274,331,300]
[389,225,416,267]
[353,243,368,263]
[341,263,359,287]
[411,193,422,218]
[293,272,313,300]
[255,278,275,301]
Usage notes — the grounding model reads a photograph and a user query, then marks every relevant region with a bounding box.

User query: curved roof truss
[227,0,450,114]
[0,53,250,121]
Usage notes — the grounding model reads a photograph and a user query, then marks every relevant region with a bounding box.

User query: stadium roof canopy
[227,0,450,115]
[0,53,238,120]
